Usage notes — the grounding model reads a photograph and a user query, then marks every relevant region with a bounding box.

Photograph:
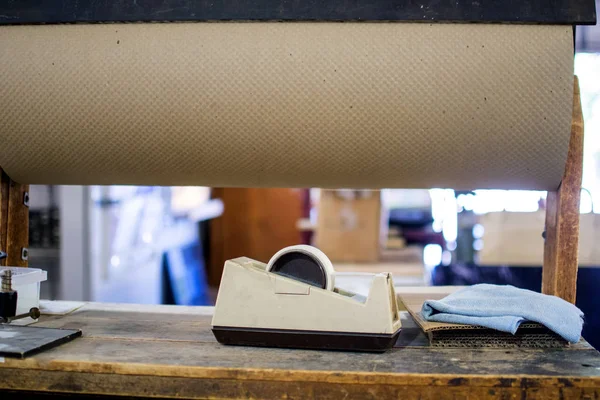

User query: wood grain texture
[5,177,29,267]
[209,188,302,286]
[0,168,9,266]
[1,302,600,399]
[542,77,584,304]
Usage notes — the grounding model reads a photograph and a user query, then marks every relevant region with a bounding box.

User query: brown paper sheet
[0,23,573,189]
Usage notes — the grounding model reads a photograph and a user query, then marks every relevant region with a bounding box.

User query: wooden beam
[6,179,29,267]
[0,168,9,267]
[542,77,584,304]
[0,168,29,267]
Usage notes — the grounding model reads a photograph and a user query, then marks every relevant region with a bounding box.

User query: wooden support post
[0,167,29,267]
[542,77,584,304]
[0,169,9,267]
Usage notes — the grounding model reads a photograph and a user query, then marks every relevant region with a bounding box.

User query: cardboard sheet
[399,292,568,348]
[0,23,573,189]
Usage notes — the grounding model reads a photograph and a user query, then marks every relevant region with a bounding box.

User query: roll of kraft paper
[0,23,573,190]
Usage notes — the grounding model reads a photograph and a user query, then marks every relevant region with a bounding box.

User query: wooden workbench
[1,301,600,399]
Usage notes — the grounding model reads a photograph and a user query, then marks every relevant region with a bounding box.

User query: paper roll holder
[0,77,585,305]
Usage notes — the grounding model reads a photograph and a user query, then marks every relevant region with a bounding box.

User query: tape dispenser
[212,245,401,352]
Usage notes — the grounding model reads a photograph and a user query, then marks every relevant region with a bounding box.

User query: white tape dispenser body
[211,245,401,352]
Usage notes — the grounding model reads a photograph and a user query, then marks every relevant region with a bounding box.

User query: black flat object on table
[0,325,82,359]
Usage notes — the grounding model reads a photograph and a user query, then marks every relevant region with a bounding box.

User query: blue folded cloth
[421,284,584,343]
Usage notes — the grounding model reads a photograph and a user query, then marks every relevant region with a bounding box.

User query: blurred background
[27,35,600,346]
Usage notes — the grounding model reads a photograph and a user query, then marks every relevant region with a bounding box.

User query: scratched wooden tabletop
[1,301,600,399]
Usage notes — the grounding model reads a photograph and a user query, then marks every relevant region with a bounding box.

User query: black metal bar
[0,0,596,25]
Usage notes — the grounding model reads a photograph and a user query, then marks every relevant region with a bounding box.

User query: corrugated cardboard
[478,211,600,267]
[315,190,386,263]
[399,291,568,348]
[0,23,573,189]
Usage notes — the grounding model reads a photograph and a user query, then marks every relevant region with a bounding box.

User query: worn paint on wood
[543,77,584,304]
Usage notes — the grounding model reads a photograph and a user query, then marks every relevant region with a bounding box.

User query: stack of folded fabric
[402,284,584,348]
